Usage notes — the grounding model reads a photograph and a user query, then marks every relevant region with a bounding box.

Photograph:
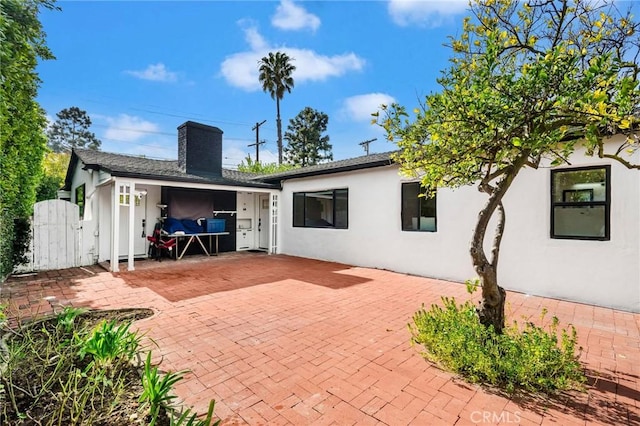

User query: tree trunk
[470,195,508,333]
[276,98,283,165]
[476,262,506,333]
[470,153,530,333]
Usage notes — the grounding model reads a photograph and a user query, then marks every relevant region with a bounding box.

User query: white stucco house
[62,121,640,313]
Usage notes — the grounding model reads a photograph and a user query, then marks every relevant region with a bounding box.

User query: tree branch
[470,150,531,280]
[600,153,640,169]
[525,156,541,169]
[490,201,505,269]
[552,0,569,49]
[482,165,512,185]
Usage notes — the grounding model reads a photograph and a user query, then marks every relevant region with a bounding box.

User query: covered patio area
[2,254,638,425]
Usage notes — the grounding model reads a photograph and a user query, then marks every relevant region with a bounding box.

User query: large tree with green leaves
[284,107,333,167]
[47,106,101,152]
[258,51,296,165]
[378,0,640,333]
[36,151,69,201]
[0,0,56,277]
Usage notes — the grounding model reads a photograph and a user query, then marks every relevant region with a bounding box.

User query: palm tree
[258,51,296,164]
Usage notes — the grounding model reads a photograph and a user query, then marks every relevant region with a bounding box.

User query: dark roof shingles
[71,149,396,189]
[256,151,395,182]
[73,149,274,188]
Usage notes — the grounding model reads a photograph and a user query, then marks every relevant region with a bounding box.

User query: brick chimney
[178,121,224,177]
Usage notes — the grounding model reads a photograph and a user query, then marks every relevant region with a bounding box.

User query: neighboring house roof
[64,148,276,190]
[257,151,396,184]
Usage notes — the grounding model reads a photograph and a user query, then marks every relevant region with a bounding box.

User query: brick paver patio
[2,253,639,425]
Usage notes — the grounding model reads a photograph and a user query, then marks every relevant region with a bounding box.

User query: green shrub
[139,351,185,425]
[78,319,141,368]
[0,309,132,423]
[409,290,586,393]
[56,306,88,333]
[11,218,31,268]
[139,351,221,426]
[0,0,53,280]
[1,306,221,425]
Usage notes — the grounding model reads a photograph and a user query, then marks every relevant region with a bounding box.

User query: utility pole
[249,120,266,162]
[359,138,376,156]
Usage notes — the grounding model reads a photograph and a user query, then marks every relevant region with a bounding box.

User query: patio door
[118,192,147,258]
[258,194,269,250]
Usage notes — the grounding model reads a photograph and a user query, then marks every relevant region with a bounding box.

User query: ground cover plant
[409,282,586,394]
[0,306,220,425]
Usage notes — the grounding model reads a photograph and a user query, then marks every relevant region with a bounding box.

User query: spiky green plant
[139,352,186,425]
[56,306,88,333]
[78,319,140,368]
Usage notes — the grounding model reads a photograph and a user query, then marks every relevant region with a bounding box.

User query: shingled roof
[64,148,275,190]
[64,148,398,191]
[256,151,396,183]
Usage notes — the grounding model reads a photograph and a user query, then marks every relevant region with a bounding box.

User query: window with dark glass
[551,165,610,240]
[293,189,348,229]
[75,184,85,220]
[401,182,436,232]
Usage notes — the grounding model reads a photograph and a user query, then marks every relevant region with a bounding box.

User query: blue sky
[35,0,636,168]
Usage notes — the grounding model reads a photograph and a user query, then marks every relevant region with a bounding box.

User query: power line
[91,123,175,137]
[79,96,256,129]
[91,123,261,143]
[48,94,279,143]
[46,95,281,157]
[128,106,256,129]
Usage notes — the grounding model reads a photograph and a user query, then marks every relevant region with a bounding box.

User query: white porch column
[127,184,136,271]
[269,192,279,254]
[110,179,120,272]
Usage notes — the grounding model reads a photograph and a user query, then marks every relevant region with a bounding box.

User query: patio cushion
[164,217,186,234]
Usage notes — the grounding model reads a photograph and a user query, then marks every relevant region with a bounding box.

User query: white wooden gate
[34,200,80,270]
[13,200,81,273]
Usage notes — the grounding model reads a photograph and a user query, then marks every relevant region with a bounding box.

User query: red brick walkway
[2,254,639,425]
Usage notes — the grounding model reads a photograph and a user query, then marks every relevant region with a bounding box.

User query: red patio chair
[147,223,176,261]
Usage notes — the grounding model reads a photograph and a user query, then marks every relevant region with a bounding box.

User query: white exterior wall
[279,166,477,282]
[500,155,640,313]
[97,185,112,263]
[69,162,99,266]
[280,152,640,313]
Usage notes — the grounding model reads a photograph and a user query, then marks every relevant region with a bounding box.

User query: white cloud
[220,24,365,91]
[241,20,269,51]
[388,0,468,27]
[341,93,396,122]
[125,63,178,82]
[272,0,321,32]
[104,114,160,142]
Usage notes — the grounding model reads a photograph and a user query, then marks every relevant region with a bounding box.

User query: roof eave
[259,159,394,184]
[62,151,80,191]
[108,170,279,189]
